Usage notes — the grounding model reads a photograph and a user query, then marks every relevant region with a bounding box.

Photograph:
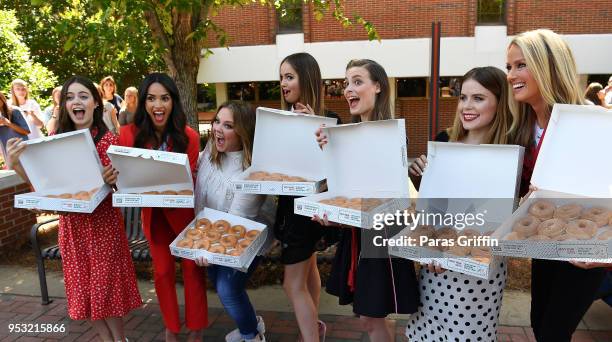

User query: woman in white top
[95,83,120,135]
[194,101,274,342]
[9,79,43,139]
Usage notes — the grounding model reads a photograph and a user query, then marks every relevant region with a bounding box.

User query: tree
[0,9,57,106]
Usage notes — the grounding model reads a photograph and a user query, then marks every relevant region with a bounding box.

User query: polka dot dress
[58,131,142,321]
[405,258,507,342]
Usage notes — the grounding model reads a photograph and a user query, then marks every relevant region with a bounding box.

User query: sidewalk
[0,264,610,341]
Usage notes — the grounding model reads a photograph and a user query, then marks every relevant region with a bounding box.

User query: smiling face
[458,79,498,132]
[145,82,173,131]
[506,44,542,106]
[212,107,241,153]
[65,82,97,130]
[12,84,27,102]
[280,61,301,105]
[344,66,380,120]
[102,80,115,97]
[124,90,137,106]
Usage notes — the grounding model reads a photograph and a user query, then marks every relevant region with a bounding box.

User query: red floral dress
[58,131,142,320]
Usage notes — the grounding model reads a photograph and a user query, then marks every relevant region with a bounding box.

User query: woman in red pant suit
[118,73,206,342]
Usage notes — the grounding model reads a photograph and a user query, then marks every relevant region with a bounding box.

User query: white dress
[10,99,42,139]
[405,258,507,342]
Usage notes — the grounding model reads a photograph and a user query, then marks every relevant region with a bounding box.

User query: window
[439,77,462,97]
[197,83,216,111]
[477,0,506,24]
[258,82,281,101]
[277,0,302,34]
[228,82,256,101]
[397,78,427,98]
[324,79,346,99]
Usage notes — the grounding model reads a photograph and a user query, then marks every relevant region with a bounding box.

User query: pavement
[0,264,610,341]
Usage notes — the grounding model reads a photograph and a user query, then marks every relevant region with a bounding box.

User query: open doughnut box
[293,119,411,228]
[169,207,268,272]
[491,104,612,262]
[14,129,111,213]
[107,145,194,208]
[231,107,337,196]
[388,141,524,279]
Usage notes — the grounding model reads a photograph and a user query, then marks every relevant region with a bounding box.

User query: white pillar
[216,83,228,106]
[389,77,397,116]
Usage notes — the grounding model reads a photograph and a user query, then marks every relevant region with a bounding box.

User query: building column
[389,77,397,116]
[216,83,228,106]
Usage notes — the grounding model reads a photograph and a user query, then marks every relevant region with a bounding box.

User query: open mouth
[512,82,525,91]
[282,89,290,97]
[347,96,360,109]
[215,133,225,147]
[73,109,85,120]
[152,110,165,123]
[462,113,480,122]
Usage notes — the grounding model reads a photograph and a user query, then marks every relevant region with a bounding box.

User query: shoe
[225,316,265,342]
[244,333,266,342]
[318,320,327,342]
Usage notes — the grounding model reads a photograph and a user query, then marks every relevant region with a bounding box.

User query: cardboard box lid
[322,119,409,197]
[19,129,104,192]
[532,104,612,198]
[107,145,193,190]
[251,107,337,180]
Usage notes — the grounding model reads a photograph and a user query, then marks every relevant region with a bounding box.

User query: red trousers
[143,208,208,333]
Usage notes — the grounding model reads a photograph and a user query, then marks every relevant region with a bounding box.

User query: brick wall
[0,182,37,252]
[206,3,275,48]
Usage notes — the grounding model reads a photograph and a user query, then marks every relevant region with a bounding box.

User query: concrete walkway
[0,264,610,341]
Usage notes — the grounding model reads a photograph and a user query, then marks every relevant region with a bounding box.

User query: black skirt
[274,196,324,265]
[326,226,420,318]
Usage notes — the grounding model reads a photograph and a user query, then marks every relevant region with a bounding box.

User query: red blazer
[118,124,200,233]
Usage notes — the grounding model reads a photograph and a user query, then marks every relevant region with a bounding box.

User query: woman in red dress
[118,73,206,342]
[7,76,142,342]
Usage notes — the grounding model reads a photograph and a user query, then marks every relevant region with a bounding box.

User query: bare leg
[165,328,179,342]
[187,328,204,342]
[89,319,113,341]
[104,317,125,341]
[283,257,319,342]
[360,316,392,342]
[305,255,321,312]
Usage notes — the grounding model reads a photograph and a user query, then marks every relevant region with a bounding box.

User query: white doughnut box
[232,107,337,196]
[107,145,194,208]
[169,207,268,272]
[294,119,411,228]
[388,141,524,279]
[14,129,111,213]
[491,104,612,262]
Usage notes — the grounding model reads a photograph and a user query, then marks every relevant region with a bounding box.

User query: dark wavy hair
[133,73,188,153]
[56,76,108,143]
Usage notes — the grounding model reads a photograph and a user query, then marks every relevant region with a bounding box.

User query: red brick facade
[0,182,37,252]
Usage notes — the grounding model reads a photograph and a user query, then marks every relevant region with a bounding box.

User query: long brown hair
[280,52,325,116]
[448,67,512,144]
[99,76,116,99]
[0,92,13,121]
[584,82,604,106]
[208,101,256,169]
[345,59,392,122]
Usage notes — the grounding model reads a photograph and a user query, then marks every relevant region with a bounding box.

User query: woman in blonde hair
[507,29,609,341]
[119,87,138,125]
[9,79,43,139]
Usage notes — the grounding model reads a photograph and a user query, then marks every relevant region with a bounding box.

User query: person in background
[95,83,120,135]
[119,87,138,126]
[9,79,43,139]
[0,91,29,168]
[43,86,62,133]
[584,82,612,109]
[100,76,123,113]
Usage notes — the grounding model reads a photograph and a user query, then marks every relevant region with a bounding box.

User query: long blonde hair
[10,79,30,105]
[448,67,512,144]
[507,29,584,148]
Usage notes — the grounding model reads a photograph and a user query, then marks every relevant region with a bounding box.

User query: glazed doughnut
[504,232,522,240]
[268,173,285,181]
[73,191,91,201]
[555,234,574,241]
[196,218,212,230]
[528,234,552,240]
[512,216,541,238]
[285,176,307,182]
[566,219,598,239]
[177,238,193,248]
[407,225,436,246]
[245,230,260,241]
[203,230,222,242]
[580,207,610,227]
[472,256,491,264]
[528,200,555,220]
[597,229,612,240]
[220,235,238,248]
[192,239,211,250]
[142,191,159,195]
[213,220,231,233]
[229,225,247,238]
[447,245,471,257]
[458,228,481,238]
[433,227,458,251]
[554,203,582,221]
[537,218,567,238]
[238,239,252,250]
[185,229,204,240]
[45,194,58,198]
[58,193,73,199]
[89,187,100,195]
[178,189,193,195]
[208,244,226,254]
[470,246,491,258]
[161,190,178,195]
[319,198,335,205]
[227,249,242,256]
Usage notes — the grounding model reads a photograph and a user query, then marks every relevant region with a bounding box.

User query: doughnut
[512,216,541,238]
[203,230,221,242]
[268,173,285,181]
[227,249,242,256]
[407,225,436,246]
[177,189,193,195]
[212,220,231,233]
[319,198,335,205]
[528,234,552,240]
[248,171,269,180]
[185,228,203,240]
[192,239,211,250]
[580,207,610,227]
[458,228,481,238]
[554,203,582,221]
[447,245,471,257]
[433,227,458,251]
[228,225,246,238]
[555,234,574,241]
[58,193,73,199]
[45,194,58,198]
[245,230,260,241]
[504,232,522,240]
[566,219,598,239]
[284,176,307,182]
[472,256,490,264]
[208,244,226,254]
[161,190,178,195]
[597,229,612,240]
[238,239,252,250]
[196,218,212,230]
[220,235,238,248]
[470,246,491,258]
[142,191,159,195]
[537,218,567,238]
[528,200,555,220]
[89,187,100,195]
[73,191,91,201]
[177,238,193,248]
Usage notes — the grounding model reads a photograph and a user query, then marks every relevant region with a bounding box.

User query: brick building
[197,0,612,157]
